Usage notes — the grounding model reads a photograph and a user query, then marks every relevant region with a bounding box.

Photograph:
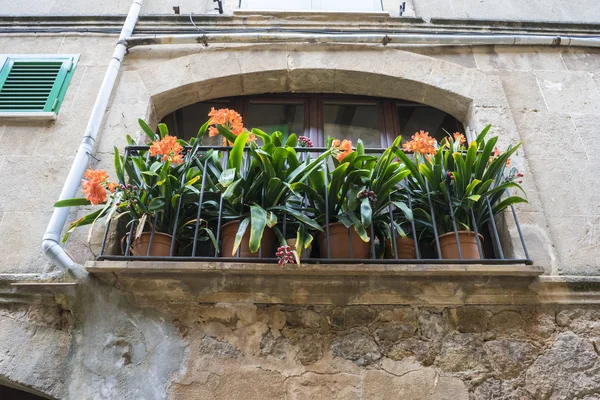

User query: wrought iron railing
[97,145,532,265]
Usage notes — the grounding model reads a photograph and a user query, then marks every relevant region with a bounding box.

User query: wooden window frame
[164,93,465,148]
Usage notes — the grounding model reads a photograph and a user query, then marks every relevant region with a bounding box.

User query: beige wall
[0,34,599,276]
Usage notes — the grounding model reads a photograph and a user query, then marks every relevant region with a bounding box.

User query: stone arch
[134,45,508,137]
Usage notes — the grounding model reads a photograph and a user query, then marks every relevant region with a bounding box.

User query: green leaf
[249,204,268,253]
[157,123,169,139]
[54,198,92,207]
[232,218,250,256]
[114,146,124,183]
[228,132,249,173]
[360,197,372,227]
[138,118,157,141]
[219,168,237,187]
[148,197,166,211]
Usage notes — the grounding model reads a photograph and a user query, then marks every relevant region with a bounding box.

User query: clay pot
[318,222,370,259]
[384,237,417,259]
[220,220,276,258]
[130,232,177,257]
[287,238,312,259]
[436,231,484,259]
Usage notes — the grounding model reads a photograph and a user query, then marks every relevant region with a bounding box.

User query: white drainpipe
[125,32,600,48]
[41,0,143,276]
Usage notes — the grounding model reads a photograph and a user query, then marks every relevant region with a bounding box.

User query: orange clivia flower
[106,182,118,193]
[453,132,466,145]
[149,135,184,165]
[82,168,109,205]
[208,107,254,146]
[402,131,437,155]
[332,139,353,162]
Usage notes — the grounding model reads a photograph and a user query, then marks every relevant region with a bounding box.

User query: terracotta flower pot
[220,220,276,258]
[318,222,370,259]
[436,231,484,260]
[286,238,312,259]
[130,232,177,257]
[384,237,417,259]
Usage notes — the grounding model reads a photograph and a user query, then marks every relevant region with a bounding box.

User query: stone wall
[165,302,600,400]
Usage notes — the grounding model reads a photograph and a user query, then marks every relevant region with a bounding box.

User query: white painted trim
[0,112,56,121]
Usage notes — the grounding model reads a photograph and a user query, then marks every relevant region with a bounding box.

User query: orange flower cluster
[332,139,353,162]
[492,146,511,167]
[149,135,184,165]
[402,131,437,155]
[453,132,466,145]
[208,107,254,145]
[82,168,109,205]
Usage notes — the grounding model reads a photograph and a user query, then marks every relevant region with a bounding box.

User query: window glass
[246,102,305,141]
[397,105,465,144]
[239,0,382,11]
[323,103,381,148]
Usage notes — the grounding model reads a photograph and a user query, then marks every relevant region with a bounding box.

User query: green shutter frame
[0,55,79,114]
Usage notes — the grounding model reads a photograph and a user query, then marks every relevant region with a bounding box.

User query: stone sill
[87,260,543,277]
[0,112,56,121]
[232,9,393,20]
[86,261,550,306]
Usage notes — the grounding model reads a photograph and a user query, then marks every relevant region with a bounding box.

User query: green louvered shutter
[0,56,78,114]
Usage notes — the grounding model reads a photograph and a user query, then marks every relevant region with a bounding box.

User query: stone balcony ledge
[85,261,558,306]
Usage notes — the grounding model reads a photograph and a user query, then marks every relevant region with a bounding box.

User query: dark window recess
[0,56,79,114]
[159,94,465,149]
[0,384,48,400]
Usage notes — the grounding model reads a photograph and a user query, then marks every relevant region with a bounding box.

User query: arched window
[160,94,464,148]
[0,384,48,400]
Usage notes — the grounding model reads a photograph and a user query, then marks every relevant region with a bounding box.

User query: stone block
[498,71,548,112]
[0,123,47,156]
[435,333,490,375]
[362,368,468,400]
[571,113,600,161]
[57,35,115,67]
[286,372,362,400]
[472,46,566,71]
[525,331,600,399]
[0,35,65,53]
[535,71,600,114]
[547,215,600,274]
[528,158,600,217]
[331,331,381,366]
[512,111,586,160]
[0,212,53,273]
[561,48,600,73]
[405,45,477,69]
[0,155,73,212]
[484,339,540,379]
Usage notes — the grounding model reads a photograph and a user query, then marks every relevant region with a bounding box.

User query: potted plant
[396,126,527,259]
[55,119,218,256]
[206,112,332,262]
[299,137,411,259]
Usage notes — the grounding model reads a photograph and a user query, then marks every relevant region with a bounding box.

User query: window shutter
[0,56,77,114]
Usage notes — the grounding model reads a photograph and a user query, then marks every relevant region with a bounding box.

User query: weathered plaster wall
[1,0,599,23]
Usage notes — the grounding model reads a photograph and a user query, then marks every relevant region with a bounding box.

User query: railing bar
[470,209,484,259]
[369,221,376,260]
[192,158,209,257]
[408,192,420,259]
[509,201,530,260]
[323,159,331,259]
[426,180,442,259]
[445,180,463,260]
[147,213,158,256]
[215,194,224,257]
[99,218,111,257]
[124,222,135,256]
[486,197,505,259]
[388,195,398,259]
[169,150,190,257]
[348,224,353,259]
[98,255,533,265]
